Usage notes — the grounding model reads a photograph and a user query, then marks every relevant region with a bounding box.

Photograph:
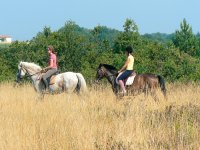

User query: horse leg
[157,75,167,100]
[67,94,71,101]
[143,83,150,98]
[150,90,159,101]
[35,93,44,101]
[162,90,167,100]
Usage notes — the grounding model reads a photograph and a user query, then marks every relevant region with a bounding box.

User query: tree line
[0,18,200,82]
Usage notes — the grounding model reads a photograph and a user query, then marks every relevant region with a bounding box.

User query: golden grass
[0,82,199,150]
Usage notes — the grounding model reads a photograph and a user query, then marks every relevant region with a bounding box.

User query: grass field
[0,82,199,150]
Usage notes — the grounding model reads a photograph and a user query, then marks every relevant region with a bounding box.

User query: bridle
[97,67,118,78]
[18,65,41,78]
[98,67,107,77]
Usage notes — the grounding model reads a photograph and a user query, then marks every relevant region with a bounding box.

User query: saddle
[38,70,60,85]
[49,75,56,85]
[116,71,136,86]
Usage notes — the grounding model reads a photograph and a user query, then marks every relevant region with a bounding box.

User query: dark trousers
[117,70,133,81]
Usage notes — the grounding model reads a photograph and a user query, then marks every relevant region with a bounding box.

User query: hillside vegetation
[0,18,200,82]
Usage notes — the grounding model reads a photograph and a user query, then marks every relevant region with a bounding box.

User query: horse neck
[28,69,42,92]
[104,69,119,94]
[23,65,41,81]
[105,69,117,86]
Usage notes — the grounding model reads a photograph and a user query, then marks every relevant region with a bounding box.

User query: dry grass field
[0,82,199,150]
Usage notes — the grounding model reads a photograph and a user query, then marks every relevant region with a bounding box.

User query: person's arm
[42,59,53,71]
[118,57,130,73]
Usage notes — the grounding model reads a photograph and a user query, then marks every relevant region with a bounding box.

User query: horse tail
[157,75,167,98]
[76,73,88,94]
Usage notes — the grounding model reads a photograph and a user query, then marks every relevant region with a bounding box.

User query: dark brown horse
[95,64,167,99]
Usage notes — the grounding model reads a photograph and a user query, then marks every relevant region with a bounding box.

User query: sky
[1,0,200,41]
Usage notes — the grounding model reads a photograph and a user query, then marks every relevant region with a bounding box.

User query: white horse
[16,61,87,95]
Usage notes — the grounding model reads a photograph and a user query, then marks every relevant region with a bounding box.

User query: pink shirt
[49,53,57,68]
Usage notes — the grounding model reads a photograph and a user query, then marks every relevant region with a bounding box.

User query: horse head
[16,62,26,82]
[16,61,42,83]
[95,64,106,83]
[95,64,118,83]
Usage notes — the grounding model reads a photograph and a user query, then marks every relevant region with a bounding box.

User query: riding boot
[43,79,49,91]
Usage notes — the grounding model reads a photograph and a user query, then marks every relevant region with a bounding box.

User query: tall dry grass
[0,82,199,150]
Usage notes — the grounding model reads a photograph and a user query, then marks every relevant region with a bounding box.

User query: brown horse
[95,64,167,100]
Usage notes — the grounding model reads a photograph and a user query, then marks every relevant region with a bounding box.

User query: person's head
[125,46,133,55]
[47,45,56,54]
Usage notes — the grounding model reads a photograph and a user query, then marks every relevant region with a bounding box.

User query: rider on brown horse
[117,46,134,95]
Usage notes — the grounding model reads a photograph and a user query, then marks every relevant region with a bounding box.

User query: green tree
[173,18,199,56]
[43,26,51,38]
[114,18,141,53]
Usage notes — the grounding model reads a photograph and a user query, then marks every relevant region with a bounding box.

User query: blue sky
[1,0,200,41]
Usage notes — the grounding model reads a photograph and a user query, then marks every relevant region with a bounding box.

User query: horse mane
[20,61,42,71]
[99,64,117,71]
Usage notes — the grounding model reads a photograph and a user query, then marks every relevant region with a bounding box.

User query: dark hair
[125,46,133,54]
[47,45,56,54]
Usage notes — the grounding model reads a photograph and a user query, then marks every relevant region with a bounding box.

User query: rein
[100,67,118,77]
[21,66,42,78]
[107,73,118,77]
[25,71,41,77]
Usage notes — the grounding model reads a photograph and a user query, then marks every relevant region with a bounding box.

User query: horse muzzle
[16,73,23,83]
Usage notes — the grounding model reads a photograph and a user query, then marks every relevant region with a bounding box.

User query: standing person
[117,46,134,95]
[42,45,58,91]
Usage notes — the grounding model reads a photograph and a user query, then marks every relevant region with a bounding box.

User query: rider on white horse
[42,45,58,91]
[16,61,87,95]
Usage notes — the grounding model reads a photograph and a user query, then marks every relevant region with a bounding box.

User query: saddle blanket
[37,73,56,85]
[116,71,136,86]
[125,75,136,85]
